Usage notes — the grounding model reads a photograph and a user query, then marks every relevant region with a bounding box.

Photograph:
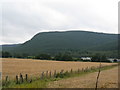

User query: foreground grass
[3,64,118,88]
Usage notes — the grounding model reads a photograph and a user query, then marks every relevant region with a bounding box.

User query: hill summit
[2,31,118,57]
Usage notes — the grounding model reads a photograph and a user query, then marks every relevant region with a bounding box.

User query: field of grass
[48,66,118,88]
[1,58,118,88]
[3,64,118,88]
[2,58,117,79]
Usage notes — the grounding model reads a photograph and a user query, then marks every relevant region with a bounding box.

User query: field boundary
[2,64,118,88]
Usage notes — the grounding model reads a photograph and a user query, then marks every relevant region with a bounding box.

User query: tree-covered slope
[2,31,118,55]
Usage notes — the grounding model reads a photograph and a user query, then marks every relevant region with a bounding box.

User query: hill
[1,31,118,57]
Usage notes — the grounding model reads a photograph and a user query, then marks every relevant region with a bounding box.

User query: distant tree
[13,53,22,58]
[113,59,117,62]
[73,58,82,61]
[21,53,29,58]
[91,53,101,62]
[62,54,73,61]
[35,54,51,60]
[2,51,12,58]
[54,53,73,61]
[54,53,62,61]
[91,53,109,62]
[100,55,107,62]
[0,52,2,57]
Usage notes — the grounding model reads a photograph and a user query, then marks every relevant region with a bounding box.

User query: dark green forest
[1,31,119,60]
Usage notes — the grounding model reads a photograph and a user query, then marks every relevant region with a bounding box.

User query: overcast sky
[0,0,119,44]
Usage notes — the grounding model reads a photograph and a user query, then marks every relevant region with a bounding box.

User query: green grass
[3,80,46,88]
[55,64,118,79]
[3,64,118,88]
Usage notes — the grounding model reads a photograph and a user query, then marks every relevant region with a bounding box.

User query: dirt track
[48,67,118,88]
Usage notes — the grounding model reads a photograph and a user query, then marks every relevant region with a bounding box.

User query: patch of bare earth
[48,67,118,88]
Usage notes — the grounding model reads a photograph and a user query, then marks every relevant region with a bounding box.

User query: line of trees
[0,51,12,58]
[0,51,114,62]
[0,51,75,61]
[91,53,110,62]
[35,54,51,60]
[53,53,73,61]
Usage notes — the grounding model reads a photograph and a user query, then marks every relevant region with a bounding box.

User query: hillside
[2,31,118,56]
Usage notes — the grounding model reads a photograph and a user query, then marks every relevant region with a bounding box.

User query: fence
[2,64,118,87]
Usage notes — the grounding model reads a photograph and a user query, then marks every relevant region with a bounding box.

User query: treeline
[0,51,12,58]
[0,51,114,63]
[0,51,73,61]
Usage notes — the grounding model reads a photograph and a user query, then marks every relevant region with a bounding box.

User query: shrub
[35,54,51,60]
[54,53,73,61]
[2,51,12,58]
[91,53,109,62]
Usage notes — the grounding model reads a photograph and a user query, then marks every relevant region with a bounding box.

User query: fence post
[78,68,80,73]
[86,67,88,72]
[84,68,86,72]
[82,68,84,72]
[40,72,44,80]
[16,75,19,84]
[70,69,73,73]
[20,73,23,83]
[46,71,48,78]
[49,71,52,78]
[60,69,64,74]
[5,76,8,82]
[91,66,93,70]
[60,69,64,78]
[25,74,28,81]
[54,70,56,78]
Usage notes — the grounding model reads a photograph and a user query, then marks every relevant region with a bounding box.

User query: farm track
[2,58,117,80]
[47,67,118,88]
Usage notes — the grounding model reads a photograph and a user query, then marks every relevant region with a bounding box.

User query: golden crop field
[48,67,118,88]
[2,58,117,79]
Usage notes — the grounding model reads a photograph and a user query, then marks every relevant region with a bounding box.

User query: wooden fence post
[54,70,56,78]
[78,68,80,73]
[49,71,52,78]
[5,76,8,82]
[40,72,44,80]
[84,68,86,72]
[20,73,23,83]
[86,67,88,72]
[91,66,93,70]
[46,71,48,78]
[70,69,73,73]
[82,68,84,72]
[16,75,19,84]
[59,69,64,78]
[25,74,28,81]
[60,69,64,74]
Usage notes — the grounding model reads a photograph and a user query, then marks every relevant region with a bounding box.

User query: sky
[0,0,119,44]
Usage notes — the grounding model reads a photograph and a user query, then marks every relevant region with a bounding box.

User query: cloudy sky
[0,0,119,44]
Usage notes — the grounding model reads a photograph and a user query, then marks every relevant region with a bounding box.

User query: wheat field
[2,58,117,79]
[48,67,118,88]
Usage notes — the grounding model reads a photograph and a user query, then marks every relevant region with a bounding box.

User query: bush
[54,53,73,61]
[113,59,117,62]
[91,53,108,62]
[35,54,51,60]
[2,51,12,58]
